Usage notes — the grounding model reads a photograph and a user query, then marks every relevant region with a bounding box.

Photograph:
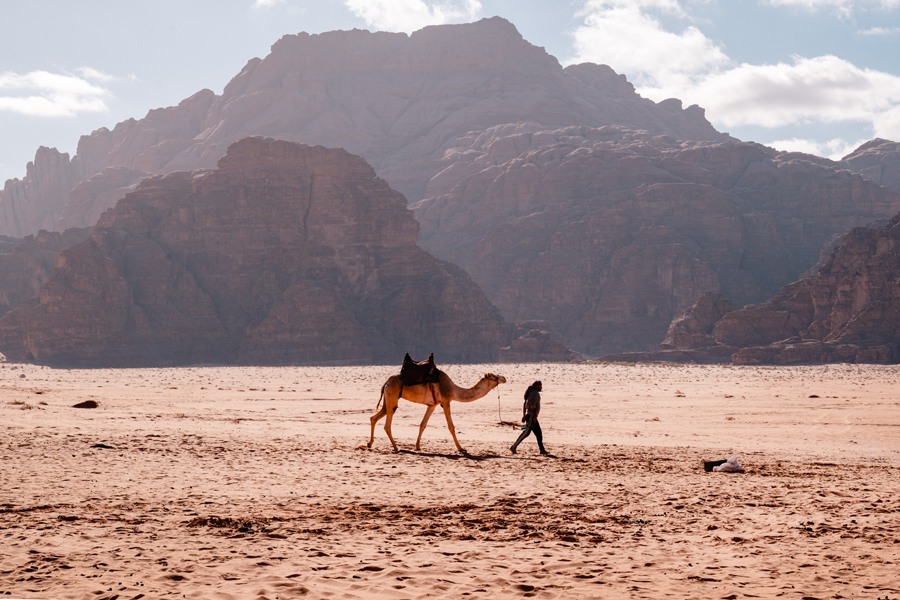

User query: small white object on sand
[713,457,745,473]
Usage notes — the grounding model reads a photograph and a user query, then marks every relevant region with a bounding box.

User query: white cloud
[567,0,900,156]
[765,136,867,160]
[859,25,900,35]
[686,55,900,129]
[343,0,482,32]
[767,0,900,13]
[76,66,117,83]
[874,105,900,140]
[570,1,728,90]
[0,70,110,117]
[253,0,284,7]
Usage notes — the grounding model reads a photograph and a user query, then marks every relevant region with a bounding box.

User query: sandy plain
[1,361,899,599]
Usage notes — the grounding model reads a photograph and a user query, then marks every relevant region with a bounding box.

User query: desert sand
[2,361,899,599]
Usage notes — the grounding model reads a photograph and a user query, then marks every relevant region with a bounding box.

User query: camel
[368,370,506,455]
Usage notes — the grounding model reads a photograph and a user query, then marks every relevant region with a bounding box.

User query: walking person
[510,380,547,455]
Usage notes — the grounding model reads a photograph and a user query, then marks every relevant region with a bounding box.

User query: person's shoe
[510,446,517,454]
[540,449,548,455]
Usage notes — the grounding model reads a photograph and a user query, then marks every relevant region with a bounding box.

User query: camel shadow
[361,445,572,462]
[397,449,502,461]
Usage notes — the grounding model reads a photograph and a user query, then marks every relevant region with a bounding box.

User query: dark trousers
[512,416,546,453]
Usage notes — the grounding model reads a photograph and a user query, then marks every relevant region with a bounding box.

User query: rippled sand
[2,362,899,599]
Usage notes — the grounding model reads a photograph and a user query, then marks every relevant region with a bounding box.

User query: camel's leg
[383,397,400,452]
[368,403,387,449]
[441,402,467,455]
[415,404,437,451]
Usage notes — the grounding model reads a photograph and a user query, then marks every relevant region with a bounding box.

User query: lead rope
[496,384,502,423]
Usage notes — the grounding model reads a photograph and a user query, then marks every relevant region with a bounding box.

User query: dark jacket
[523,386,541,420]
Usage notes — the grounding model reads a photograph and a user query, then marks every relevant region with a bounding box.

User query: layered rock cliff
[499,322,583,363]
[0,147,80,238]
[413,125,900,356]
[0,228,91,318]
[0,17,725,237]
[3,18,899,364]
[718,213,900,364]
[605,213,900,364]
[841,138,900,192]
[0,138,510,367]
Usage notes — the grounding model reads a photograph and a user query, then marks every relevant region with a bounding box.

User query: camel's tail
[375,383,386,413]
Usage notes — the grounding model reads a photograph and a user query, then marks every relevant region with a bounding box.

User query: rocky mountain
[0,138,510,367]
[720,213,900,364]
[0,228,91,318]
[841,138,900,192]
[413,125,900,356]
[605,211,900,365]
[0,147,81,237]
[597,292,740,364]
[499,321,583,363]
[3,17,900,365]
[0,17,725,238]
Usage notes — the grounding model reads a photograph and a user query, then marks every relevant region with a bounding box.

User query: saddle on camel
[400,352,439,386]
[400,353,440,405]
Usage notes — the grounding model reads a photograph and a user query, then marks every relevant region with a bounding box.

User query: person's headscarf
[524,380,542,399]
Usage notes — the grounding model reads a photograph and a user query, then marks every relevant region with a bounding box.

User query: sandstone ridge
[0,18,725,238]
[414,125,900,356]
[602,213,900,364]
[718,212,900,365]
[0,138,510,367]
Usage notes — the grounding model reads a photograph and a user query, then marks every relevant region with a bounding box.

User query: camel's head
[484,373,507,384]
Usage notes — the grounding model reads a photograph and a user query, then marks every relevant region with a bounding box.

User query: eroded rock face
[842,138,900,193]
[0,18,724,237]
[57,167,149,231]
[499,321,583,362]
[0,147,79,238]
[0,228,91,318]
[2,17,898,363]
[659,292,734,350]
[718,215,900,364]
[414,126,900,356]
[615,210,900,364]
[0,138,510,366]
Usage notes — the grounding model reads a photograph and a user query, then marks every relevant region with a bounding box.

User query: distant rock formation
[606,212,900,364]
[659,292,734,351]
[598,292,738,363]
[414,125,900,356]
[499,321,583,363]
[3,18,900,364]
[0,17,725,238]
[720,213,900,364]
[841,138,900,193]
[0,228,91,317]
[0,138,510,367]
[0,147,80,238]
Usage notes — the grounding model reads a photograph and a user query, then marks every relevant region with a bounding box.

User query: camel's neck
[449,377,498,403]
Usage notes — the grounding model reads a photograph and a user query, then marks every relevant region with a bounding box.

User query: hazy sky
[2,0,900,183]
